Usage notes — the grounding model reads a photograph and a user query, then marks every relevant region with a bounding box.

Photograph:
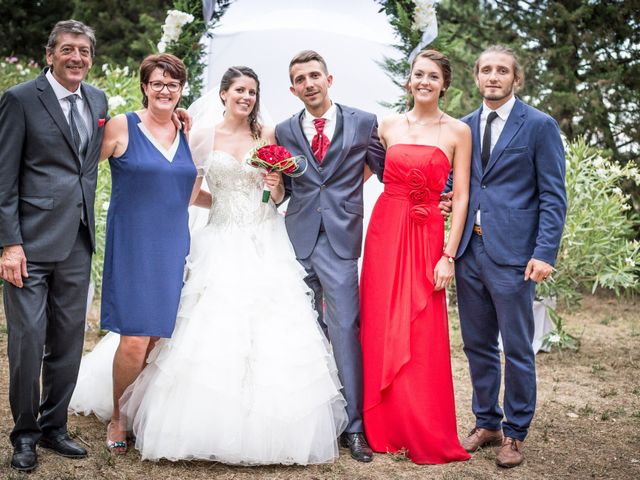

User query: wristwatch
[442,252,455,263]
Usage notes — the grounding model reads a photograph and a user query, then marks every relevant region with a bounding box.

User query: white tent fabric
[201,0,402,239]
[203,0,400,121]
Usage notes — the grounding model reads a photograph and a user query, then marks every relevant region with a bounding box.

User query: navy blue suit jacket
[455,98,567,267]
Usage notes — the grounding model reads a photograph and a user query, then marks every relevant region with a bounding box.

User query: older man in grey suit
[275,50,385,463]
[0,20,108,472]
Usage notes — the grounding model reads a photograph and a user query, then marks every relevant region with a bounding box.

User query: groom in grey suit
[0,20,108,472]
[275,50,385,462]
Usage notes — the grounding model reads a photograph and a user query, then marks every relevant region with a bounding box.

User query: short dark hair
[46,20,96,57]
[474,44,524,90]
[219,66,262,138]
[408,49,452,99]
[139,53,187,108]
[288,50,328,83]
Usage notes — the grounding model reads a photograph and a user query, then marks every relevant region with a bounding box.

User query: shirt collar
[46,68,83,101]
[303,102,336,124]
[481,95,516,122]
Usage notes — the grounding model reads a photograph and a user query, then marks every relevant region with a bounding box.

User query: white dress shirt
[301,103,337,145]
[46,69,93,138]
[476,95,516,225]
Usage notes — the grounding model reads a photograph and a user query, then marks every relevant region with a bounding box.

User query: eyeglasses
[147,81,182,93]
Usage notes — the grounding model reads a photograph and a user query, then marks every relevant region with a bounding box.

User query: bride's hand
[263,171,283,189]
[433,256,454,291]
[262,171,284,203]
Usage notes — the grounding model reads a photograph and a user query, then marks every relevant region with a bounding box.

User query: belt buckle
[473,225,483,236]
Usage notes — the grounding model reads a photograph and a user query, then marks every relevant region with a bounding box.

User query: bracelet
[442,252,455,264]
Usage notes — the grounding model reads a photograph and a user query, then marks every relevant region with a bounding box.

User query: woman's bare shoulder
[261,125,276,143]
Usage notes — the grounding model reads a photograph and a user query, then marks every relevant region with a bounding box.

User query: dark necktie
[481,111,499,170]
[311,118,330,163]
[66,94,90,160]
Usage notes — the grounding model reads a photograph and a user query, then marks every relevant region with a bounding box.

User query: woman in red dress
[360,49,471,464]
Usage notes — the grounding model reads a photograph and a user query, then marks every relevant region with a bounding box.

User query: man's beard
[481,84,514,102]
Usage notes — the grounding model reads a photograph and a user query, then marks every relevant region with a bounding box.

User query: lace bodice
[204,150,277,228]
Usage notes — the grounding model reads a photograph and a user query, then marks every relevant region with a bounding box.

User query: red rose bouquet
[247,144,308,202]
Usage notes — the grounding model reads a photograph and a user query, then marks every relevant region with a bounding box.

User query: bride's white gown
[70,151,348,464]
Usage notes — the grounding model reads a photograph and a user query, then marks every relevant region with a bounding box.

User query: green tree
[0,0,74,63]
[490,0,640,165]
[71,0,173,69]
[376,1,504,118]
[378,0,639,167]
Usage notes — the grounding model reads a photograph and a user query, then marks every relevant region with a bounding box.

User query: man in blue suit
[275,50,385,462]
[449,45,567,468]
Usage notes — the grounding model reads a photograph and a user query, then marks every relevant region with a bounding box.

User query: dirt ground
[0,290,638,480]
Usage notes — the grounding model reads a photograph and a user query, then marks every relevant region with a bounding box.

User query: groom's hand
[525,258,553,283]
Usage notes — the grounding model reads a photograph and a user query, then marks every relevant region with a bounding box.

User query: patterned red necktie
[311,118,330,162]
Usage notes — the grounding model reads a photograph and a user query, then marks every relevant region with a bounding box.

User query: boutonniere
[98,118,106,128]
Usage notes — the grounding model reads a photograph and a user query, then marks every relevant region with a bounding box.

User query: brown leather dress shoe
[460,427,503,452]
[495,437,524,468]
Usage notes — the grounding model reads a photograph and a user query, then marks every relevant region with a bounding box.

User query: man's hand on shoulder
[0,244,28,288]
[524,258,553,283]
[173,108,192,133]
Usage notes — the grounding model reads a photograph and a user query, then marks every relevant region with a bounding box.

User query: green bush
[538,138,639,350]
[538,138,640,307]
[0,56,40,94]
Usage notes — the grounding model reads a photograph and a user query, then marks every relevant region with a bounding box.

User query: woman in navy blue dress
[97,54,197,452]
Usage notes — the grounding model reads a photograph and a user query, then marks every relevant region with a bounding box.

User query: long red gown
[360,144,470,464]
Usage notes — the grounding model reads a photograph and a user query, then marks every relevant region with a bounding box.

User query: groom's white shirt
[301,103,337,144]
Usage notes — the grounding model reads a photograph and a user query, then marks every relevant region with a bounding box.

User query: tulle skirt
[70,213,347,464]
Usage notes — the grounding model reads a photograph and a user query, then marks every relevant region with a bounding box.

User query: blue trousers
[455,233,536,440]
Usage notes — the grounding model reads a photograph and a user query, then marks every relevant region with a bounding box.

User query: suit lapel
[290,111,320,174]
[81,84,99,139]
[81,84,102,164]
[484,98,526,175]
[36,73,79,163]
[469,108,483,178]
[325,104,356,179]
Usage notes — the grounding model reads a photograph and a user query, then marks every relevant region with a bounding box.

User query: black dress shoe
[11,438,38,472]
[39,433,87,458]
[340,432,373,462]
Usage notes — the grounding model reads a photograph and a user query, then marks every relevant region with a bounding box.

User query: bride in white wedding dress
[70,66,347,464]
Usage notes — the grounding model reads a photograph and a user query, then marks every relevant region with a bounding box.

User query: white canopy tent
[199,3,553,352]
[201,0,402,235]
[203,0,400,121]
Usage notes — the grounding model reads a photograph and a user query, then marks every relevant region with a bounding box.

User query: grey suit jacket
[0,68,109,262]
[275,104,385,260]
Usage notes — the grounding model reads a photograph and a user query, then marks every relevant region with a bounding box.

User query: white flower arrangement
[108,95,126,110]
[412,0,437,33]
[158,9,195,53]
[408,1,439,63]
